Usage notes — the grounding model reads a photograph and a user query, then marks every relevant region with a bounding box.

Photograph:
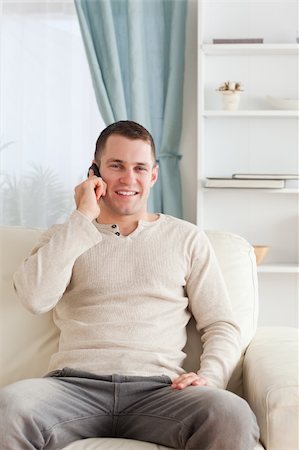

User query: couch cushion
[243,327,299,450]
[206,231,259,348]
[0,226,59,387]
[62,437,265,450]
[63,438,171,450]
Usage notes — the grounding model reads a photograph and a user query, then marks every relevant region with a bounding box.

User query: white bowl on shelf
[266,95,299,110]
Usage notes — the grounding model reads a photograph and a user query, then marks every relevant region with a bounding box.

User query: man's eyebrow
[106,158,123,164]
[135,162,150,167]
[105,158,150,167]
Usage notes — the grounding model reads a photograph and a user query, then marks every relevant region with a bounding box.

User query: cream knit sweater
[13,210,241,388]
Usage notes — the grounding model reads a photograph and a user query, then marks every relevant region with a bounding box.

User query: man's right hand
[74,169,107,221]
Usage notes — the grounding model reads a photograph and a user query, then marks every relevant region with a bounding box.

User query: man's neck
[96,211,159,236]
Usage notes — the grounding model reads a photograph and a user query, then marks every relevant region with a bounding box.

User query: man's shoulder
[158,214,207,241]
[44,223,64,236]
[161,214,202,233]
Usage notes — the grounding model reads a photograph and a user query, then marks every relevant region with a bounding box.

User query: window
[0,0,105,227]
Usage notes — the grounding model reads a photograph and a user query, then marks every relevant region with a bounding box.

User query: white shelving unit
[198,1,299,327]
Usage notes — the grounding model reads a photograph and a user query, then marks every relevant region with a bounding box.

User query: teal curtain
[74,0,187,217]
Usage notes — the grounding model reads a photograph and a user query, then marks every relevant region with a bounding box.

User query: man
[0,121,259,449]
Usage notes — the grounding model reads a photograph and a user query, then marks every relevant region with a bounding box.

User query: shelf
[204,110,299,118]
[257,264,299,274]
[199,3,299,327]
[202,43,299,56]
[203,188,299,194]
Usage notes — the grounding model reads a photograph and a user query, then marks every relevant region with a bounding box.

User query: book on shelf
[205,178,285,189]
[232,173,299,180]
[212,38,264,44]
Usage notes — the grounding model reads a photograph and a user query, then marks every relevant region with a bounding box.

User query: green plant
[217,81,244,93]
[0,140,14,152]
[0,163,74,227]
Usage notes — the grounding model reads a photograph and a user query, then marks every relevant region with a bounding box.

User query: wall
[180,0,198,224]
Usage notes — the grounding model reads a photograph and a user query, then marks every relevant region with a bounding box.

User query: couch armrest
[243,327,298,450]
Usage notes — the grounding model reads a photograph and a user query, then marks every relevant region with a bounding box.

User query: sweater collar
[92,214,164,238]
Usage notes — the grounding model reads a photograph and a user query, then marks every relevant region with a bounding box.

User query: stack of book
[205,174,299,189]
[212,38,264,44]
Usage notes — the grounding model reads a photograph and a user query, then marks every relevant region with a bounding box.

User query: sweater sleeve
[13,210,102,315]
[186,231,242,389]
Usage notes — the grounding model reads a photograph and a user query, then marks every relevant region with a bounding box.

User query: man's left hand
[171,372,208,390]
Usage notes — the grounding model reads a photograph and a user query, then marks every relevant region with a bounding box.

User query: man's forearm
[198,320,242,389]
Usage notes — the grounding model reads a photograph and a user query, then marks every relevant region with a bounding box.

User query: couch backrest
[0,226,258,394]
[0,227,60,387]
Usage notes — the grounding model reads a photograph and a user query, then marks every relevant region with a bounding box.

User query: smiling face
[95,134,158,223]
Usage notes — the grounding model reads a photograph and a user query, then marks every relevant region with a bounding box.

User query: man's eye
[136,166,147,171]
[110,164,121,169]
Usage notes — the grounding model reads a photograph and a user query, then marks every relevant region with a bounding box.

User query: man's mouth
[115,190,138,196]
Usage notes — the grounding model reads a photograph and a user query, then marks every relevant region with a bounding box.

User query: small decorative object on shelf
[217,81,244,110]
[253,245,269,265]
[266,95,299,110]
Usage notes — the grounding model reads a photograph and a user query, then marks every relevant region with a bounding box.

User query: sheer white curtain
[0,0,104,228]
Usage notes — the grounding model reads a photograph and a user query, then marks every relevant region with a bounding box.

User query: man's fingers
[95,179,107,201]
[171,373,197,389]
[88,171,106,197]
[74,175,102,221]
[171,373,208,390]
[191,377,208,387]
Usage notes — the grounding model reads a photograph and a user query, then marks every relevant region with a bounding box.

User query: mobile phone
[88,163,101,178]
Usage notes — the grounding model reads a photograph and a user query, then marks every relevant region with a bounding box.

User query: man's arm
[185,231,242,389]
[13,211,102,314]
[13,173,106,315]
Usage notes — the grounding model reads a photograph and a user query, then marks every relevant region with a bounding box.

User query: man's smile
[115,190,139,196]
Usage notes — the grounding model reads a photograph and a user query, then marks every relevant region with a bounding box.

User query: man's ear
[150,164,159,187]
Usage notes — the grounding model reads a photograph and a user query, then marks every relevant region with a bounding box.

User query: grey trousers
[0,368,259,450]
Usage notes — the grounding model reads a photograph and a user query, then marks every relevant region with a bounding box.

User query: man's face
[96,134,158,219]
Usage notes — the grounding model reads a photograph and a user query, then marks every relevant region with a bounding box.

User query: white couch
[0,226,298,450]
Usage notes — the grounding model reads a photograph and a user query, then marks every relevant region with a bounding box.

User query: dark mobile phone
[88,163,101,178]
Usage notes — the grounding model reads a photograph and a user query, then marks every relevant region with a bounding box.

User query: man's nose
[119,169,136,184]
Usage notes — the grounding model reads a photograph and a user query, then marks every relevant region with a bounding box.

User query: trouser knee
[208,390,256,429]
[202,389,259,447]
[0,383,31,428]
[0,379,43,446]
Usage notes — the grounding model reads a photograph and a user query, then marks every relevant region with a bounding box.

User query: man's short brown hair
[94,120,157,166]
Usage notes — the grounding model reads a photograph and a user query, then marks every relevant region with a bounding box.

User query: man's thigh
[0,368,114,450]
[116,378,258,450]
